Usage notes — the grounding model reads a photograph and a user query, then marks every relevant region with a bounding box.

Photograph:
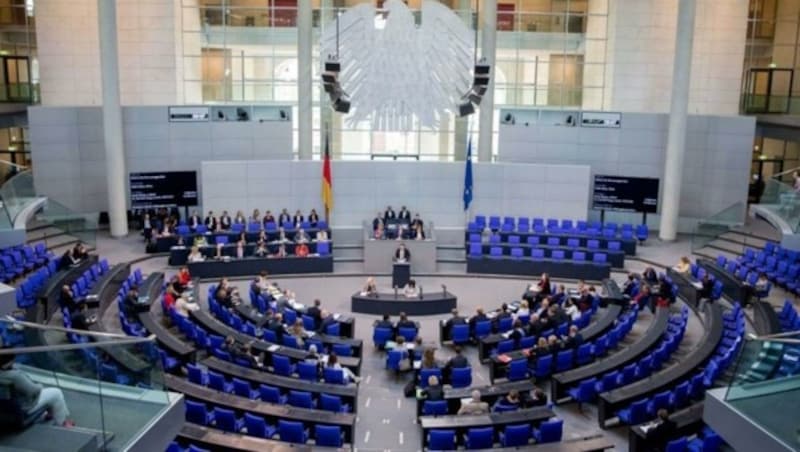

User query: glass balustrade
[690,201,748,253]
[0,318,176,452]
[757,178,800,233]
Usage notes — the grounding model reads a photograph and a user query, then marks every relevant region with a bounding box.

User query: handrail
[0,159,27,170]
[2,316,155,342]
[771,166,800,179]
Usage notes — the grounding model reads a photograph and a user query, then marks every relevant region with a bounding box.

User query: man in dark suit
[522,388,548,407]
[292,210,304,225]
[395,312,416,331]
[647,409,677,450]
[468,307,488,332]
[422,375,444,401]
[267,313,285,342]
[444,309,466,339]
[70,303,94,330]
[278,209,291,225]
[372,212,383,231]
[375,314,394,331]
[188,210,201,230]
[398,206,411,221]
[219,211,232,230]
[318,310,337,334]
[394,243,411,262]
[306,299,322,324]
[493,303,513,330]
[383,206,396,222]
[445,346,469,370]
[204,211,217,230]
[562,325,584,349]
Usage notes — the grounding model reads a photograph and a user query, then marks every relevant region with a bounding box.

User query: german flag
[321,131,333,219]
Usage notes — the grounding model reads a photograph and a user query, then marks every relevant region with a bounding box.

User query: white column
[477,0,497,163]
[297,0,313,160]
[98,0,128,237]
[659,0,696,241]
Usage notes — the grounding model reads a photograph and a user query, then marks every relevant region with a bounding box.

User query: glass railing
[724,333,800,451]
[0,165,35,228]
[690,201,748,253]
[0,83,39,104]
[0,318,174,452]
[35,198,99,249]
[756,178,800,233]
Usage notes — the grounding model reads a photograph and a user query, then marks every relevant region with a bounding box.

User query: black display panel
[592,175,660,213]
[129,171,198,208]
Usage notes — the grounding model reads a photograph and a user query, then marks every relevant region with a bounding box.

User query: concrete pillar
[298,0,313,160]
[477,0,497,162]
[97,0,128,237]
[659,0,696,241]
[438,113,451,160]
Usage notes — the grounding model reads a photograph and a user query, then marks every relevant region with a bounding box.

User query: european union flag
[463,137,473,211]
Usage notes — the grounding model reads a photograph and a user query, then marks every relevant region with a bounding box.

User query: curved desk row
[178,423,341,452]
[138,284,197,362]
[351,291,457,316]
[165,374,356,442]
[32,257,98,324]
[753,300,782,335]
[597,303,723,427]
[186,256,333,278]
[419,407,554,451]
[666,268,701,310]
[154,227,331,253]
[203,356,358,405]
[234,304,363,358]
[551,307,671,402]
[628,402,704,452]
[170,242,332,266]
[415,379,537,416]
[467,257,611,281]
[465,436,614,452]
[481,304,623,364]
[189,309,362,374]
[470,243,626,268]
[696,259,747,303]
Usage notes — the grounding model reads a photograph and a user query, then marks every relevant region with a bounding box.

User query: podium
[392,262,410,288]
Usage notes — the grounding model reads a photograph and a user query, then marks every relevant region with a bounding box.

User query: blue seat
[428,429,456,450]
[386,349,409,372]
[373,327,393,348]
[208,370,233,393]
[451,324,470,344]
[531,248,546,260]
[555,349,573,372]
[573,251,587,261]
[576,343,593,365]
[317,241,331,255]
[587,239,599,249]
[450,367,472,388]
[646,390,672,415]
[510,247,524,259]
[670,381,691,409]
[213,407,243,432]
[185,400,213,425]
[278,420,308,444]
[636,224,649,242]
[533,419,563,443]
[496,339,515,355]
[320,393,350,413]
[534,354,553,378]
[666,437,688,452]
[423,400,448,416]
[272,355,295,376]
[420,368,443,388]
[617,363,637,386]
[551,250,566,260]
[302,315,316,331]
[500,423,531,447]
[244,412,276,438]
[527,236,540,245]
[595,371,619,393]
[297,361,319,382]
[468,243,482,257]
[497,316,514,333]
[489,246,503,259]
[518,218,530,232]
[568,377,597,405]
[617,399,649,425]
[315,424,343,447]
[547,237,560,246]
[187,363,208,386]
[259,384,286,404]
[474,320,492,339]
[323,367,347,384]
[508,359,529,381]
[465,427,494,449]
[232,378,258,399]
[288,390,315,409]
[593,253,608,264]
[398,327,417,342]
[508,235,521,244]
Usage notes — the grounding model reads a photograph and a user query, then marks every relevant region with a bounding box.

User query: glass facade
[179,0,609,160]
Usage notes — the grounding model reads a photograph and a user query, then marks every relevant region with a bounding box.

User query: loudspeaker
[334,97,351,113]
[475,62,490,75]
[325,61,341,73]
[321,72,338,84]
[458,101,475,117]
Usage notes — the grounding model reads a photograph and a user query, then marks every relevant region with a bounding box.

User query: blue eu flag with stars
[463,137,473,211]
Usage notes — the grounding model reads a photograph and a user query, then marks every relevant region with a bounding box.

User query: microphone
[441,284,447,296]
[394,286,398,298]
[419,285,424,300]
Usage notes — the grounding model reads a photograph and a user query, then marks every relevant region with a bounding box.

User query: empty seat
[533,419,563,443]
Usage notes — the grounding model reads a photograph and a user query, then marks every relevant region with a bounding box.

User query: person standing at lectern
[394,243,411,263]
[372,212,383,232]
[398,206,411,221]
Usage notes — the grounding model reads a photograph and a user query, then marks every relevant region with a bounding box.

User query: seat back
[297,362,319,382]
[450,367,472,388]
[428,429,455,450]
[278,420,307,443]
[244,413,268,437]
[315,424,343,447]
[502,423,531,447]
[288,390,314,409]
[467,427,494,448]
[422,400,448,416]
[537,419,563,443]
[320,393,344,413]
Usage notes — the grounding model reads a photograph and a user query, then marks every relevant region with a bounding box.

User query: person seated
[444,309,466,339]
[622,273,638,297]
[253,240,269,257]
[308,209,320,228]
[326,353,360,383]
[185,245,205,264]
[403,279,420,298]
[563,298,581,322]
[373,223,385,240]
[71,243,86,260]
[445,345,469,371]
[419,347,441,371]
[493,390,520,412]
[395,312,416,331]
[458,390,489,415]
[292,210,304,227]
[533,336,550,357]
[234,210,246,225]
[410,213,423,230]
[698,274,714,300]
[375,314,394,331]
[315,229,330,242]
[188,210,202,230]
[743,273,770,306]
[551,284,567,306]
[318,310,337,334]
[372,212,384,232]
[468,307,488,332]
[278,208,291,225]
[508,319,526,344]
[61,248,81,267]
[289,319,307,348]
[0,348,74,427]
[121,286,140,322]
[295,242,309,257]
[516,300,530,318]
[263,210,275,225]
[216,285,239,310]
[306,299,322,324]
[411,222,425,240]
[421,375,444,401]
[60,285,79,313]
[549,304,569,326]
[177,266,192,288]
[232,342,262,368]
[271,244,288,258]
[647,409,677,451]
[305,344,322,368]
[295,228,310,244]
[204,211,217,230]
[562,325,583,349]
[630,285,652,309]
[522,388,548,408]
[70,303,94,330]
[642,267,658,285]
[534,299,550,319]
[547,334,562,353]
[363,277,378,296]
[266,313,284,342]
[674,256,691,274]
[383,205,396,223]
[192,232,208,248]
[219,210,231,230]
[494,303,513,327]
[175,295,200,318]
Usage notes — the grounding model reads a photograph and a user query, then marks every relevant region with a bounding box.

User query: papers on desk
[691,281,703,289]
[501,331,513,339]
[333,313,341,320]
[496,354,512,364]
[639,421,659,433]
[413,360,421,370]
[267,344,280,352]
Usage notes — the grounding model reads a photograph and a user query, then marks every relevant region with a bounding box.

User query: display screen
[129,171,198,208]
[592,175,660,213]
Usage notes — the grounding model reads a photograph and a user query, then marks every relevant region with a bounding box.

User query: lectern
[392,262,410,289]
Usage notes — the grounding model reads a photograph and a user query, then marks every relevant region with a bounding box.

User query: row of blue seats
[568,308,689,405]
[469,216,649,241]
[506,307,641,382]
[776,301,800,377]
[16,258,60,309]
[613,305,745,426]
[187,363,351,412]
[185,401,346,447]
[118,268,147,337]
[167,443,208,452]
[175,219,329,236]
[0,243,53,283]
[491,311,596,356]
[426,418,563,449]
[470,233,626,251]
[662,426,723,452]
[722,253,778,298]
[469,245,611,264]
